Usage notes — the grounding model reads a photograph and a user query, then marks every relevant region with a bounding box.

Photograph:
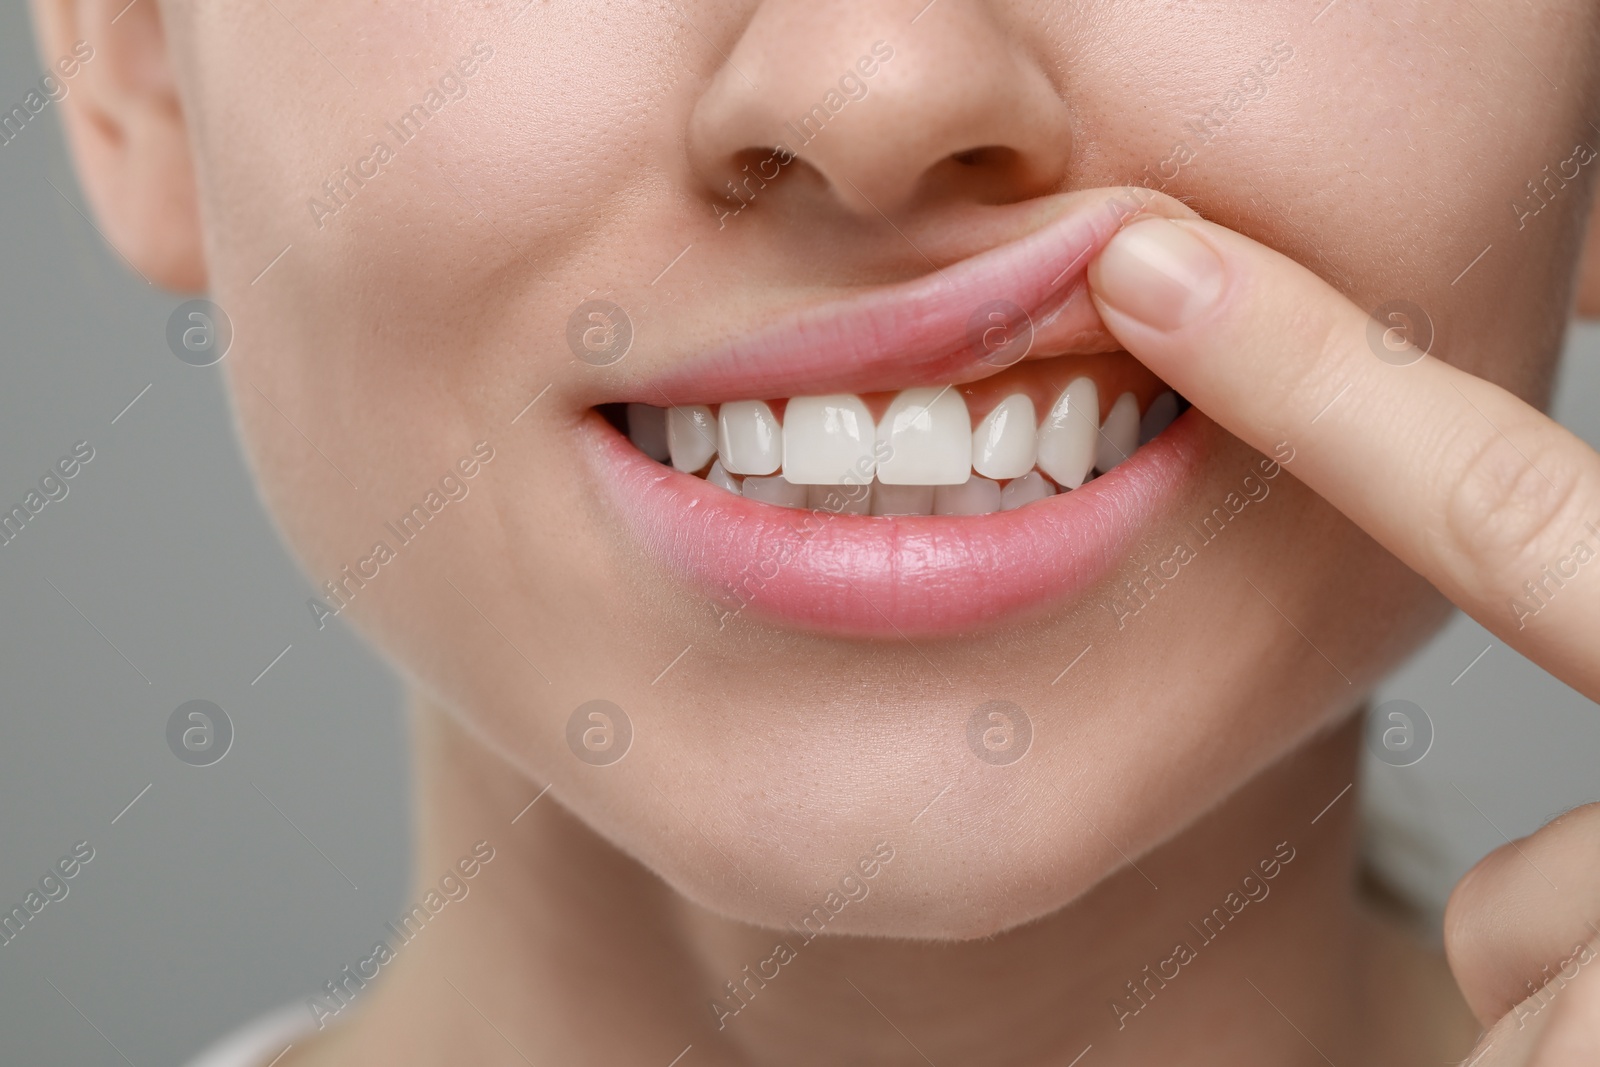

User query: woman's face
[159,0,1595,936]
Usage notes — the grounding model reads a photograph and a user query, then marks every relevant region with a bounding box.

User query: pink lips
[645,187,1164,405]
[591,409,1204,637]
[589,187,1204,637]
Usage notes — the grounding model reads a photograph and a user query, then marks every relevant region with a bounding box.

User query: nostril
[925,145,1055,206]
[705,145,846,223]
[953,146,1006,167]
[732,145,797,179]
[706,146,800,212]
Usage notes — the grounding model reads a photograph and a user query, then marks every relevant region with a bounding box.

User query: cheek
[199,2,692,654]
[1070,1,1588,405]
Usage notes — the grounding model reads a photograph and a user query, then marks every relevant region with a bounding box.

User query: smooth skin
[1090,215,1600,1062]
[26,0,1600,1063]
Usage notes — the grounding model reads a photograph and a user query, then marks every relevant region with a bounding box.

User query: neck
[297,697,1465,1067]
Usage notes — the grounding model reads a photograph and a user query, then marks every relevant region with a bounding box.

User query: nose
[687,1,1074,218]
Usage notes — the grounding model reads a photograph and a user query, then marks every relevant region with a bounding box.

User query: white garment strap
[184,1004,318,1067]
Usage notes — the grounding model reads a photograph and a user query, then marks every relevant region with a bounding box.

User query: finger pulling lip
[636,187,1165,406]
[586,407,1209,638]
[580,186,1197,637]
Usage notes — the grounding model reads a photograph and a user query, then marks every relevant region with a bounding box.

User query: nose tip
[687,4,1074,219]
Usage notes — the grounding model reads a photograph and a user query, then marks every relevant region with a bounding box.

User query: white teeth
[1139,390,1179,444]
[934,476,1001,516]
[717,400,782,475]
[1000,471,1056,511]
[1095,392,1140,474]
[707,460,742,494]
[634,376,1171,512]
[1035,376,1098,490]
[875,387,972,486]
[808,483,872,514]
[667,404,717,472]
[627,403,670,462]
[971,393,1037,481]
[782,395,877,485]
[871,482,935,516]
[741,474,808,509]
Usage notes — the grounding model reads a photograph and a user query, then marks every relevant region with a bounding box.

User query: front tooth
[871,482,935,516]
[1036,377,1098,490]
[741,475,808,509]
[971,393,1037,480]
[1000,471,1056,511]
[717,400,782,475]
[1095,392,1140,473]
[707,460,742,494]
[807,483,871,514]
[1139,391,1179,444]
[627,404,670,462]
[934,476,1001,516]
[667,405,717,472]
[782,395,877,485]
[875,387,972,486]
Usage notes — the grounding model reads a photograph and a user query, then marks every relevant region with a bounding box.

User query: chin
[639,791,1128,943]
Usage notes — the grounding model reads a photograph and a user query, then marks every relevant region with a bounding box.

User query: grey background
[1,5,1597,1063]
[0,9,408,1066]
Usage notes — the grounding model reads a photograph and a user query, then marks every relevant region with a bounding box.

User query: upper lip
[635,187,1160,406]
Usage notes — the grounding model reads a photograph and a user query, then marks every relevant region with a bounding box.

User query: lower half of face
[184,0,1596,936]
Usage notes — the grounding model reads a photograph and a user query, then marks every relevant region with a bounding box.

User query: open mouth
[600,362,1188,516]
[583,188,1213,637]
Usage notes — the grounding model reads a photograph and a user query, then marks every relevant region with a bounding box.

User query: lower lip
[587,410,1210,637]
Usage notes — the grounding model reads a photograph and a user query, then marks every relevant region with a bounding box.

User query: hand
[1445,803,1600,1064]
[1084,212,1600,1062]
[1087,212,1600,702]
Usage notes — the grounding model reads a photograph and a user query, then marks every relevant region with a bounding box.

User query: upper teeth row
[627,381,1179,508]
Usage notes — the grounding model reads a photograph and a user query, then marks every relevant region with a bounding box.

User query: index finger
[1087,216,1600,700]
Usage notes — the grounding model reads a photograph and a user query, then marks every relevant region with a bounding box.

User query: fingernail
[1092,218,1226,331]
